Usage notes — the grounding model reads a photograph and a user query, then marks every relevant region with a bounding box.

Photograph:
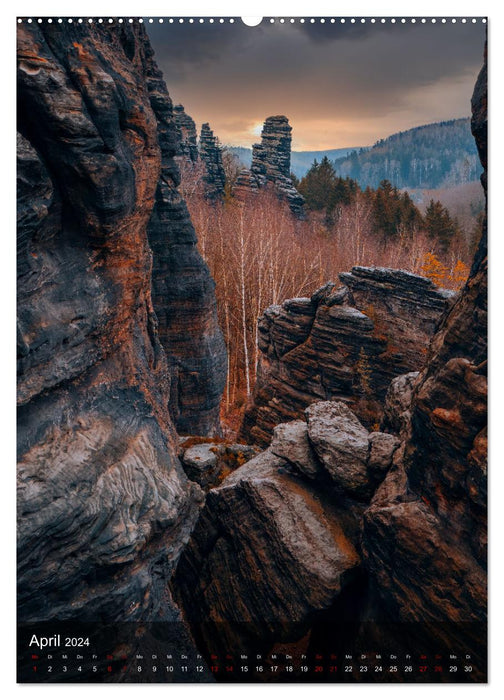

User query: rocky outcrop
[144,53,226,437]
[16,21,220,627]
[174,398,400,663]
[179,439,260,490]
[241,267,454,446]
[232,115,305,217]
[362,46,487,673]
[306,401,399,500]
[251,115,293,183]
[381,371,419,434]
[199,122,226,200]
[173,446,362,658]
[173,103,198,162]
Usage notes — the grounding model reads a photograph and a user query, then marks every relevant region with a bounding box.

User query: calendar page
[16,14,487,683]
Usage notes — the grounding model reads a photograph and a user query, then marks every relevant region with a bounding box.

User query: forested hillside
[333,118,481,189]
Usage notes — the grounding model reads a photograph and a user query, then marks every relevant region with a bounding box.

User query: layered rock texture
[232,115,305,217]
[362,46,488,669]
[241,266,454,446]
[173,103,198,162]
[173,399,398,660]
[179,438,260,491]
[199,122,226,200]
[17,21,223,624]
[145,61,226,436]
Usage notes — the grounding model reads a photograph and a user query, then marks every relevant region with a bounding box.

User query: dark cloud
[295,18,396,42]
[147,20,486,149]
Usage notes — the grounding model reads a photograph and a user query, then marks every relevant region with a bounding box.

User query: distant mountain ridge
[228,146,359,179]
[332,118,481,190]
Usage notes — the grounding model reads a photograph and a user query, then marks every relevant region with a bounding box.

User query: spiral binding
[17,17,488,25]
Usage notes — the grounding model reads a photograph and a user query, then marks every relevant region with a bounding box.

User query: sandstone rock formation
[16,21,222,627]
[380,371,419,434]
[232,115,305,217]
[173,399,400,662]
[199,122,226,200]
[361,48,487,670]
[306,401,399,500]
[145,57,226,436]
[241,267,454,446]
[232,166,260,200]
[179,439,260,490]
[173,446,362,657]
[175,48,486,681]
[173,103,198,162]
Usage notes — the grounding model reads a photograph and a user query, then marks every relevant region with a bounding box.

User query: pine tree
[424,199,457,252]
[298,157,336,211]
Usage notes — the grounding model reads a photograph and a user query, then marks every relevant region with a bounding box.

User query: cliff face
[17,22,221,623]
[144,53,227,437]
[362,48,487,666]
[241,267,454,446]
[173,103,198,162]
[199,122,227,200]
[232,115,305,217]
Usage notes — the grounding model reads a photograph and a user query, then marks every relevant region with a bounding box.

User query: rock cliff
[199,122,227,200]
[175,47,486,680]
[144,53,226,436]
[17,21,222,626]
[173,103,198,162]
[362,45,487,670]
[240,267,454,446]
[232,115,305,217]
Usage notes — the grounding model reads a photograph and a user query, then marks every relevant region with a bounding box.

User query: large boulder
[173,449,361,655]
[270,419,321,479]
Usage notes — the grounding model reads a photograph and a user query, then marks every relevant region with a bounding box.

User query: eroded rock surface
[173,103,198,162]
[362,47,487,671]
[380,371,419,434]
[145,54,226,437]
[232,115,305,217]
[241,267,454,446]
[179,440,260,490]
[16,22,220,624]
[199,122,226,200]
[173,399,401,660]
[173,448,361,655]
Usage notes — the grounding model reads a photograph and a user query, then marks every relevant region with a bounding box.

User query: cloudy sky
[147,19,486,150]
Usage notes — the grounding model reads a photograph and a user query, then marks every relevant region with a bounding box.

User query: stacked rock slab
[240,267,454,446]
[173,104,199,162]
[232,115,305,217]
[199,122,227,200]
[16,21,221,627]
[145,50,227,436]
